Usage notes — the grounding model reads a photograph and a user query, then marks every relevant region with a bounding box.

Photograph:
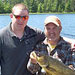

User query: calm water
[0,14,75,39]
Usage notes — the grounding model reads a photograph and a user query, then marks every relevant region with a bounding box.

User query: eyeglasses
[13,14,29,20]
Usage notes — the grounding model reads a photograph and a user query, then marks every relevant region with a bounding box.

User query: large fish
[31,51,75,75]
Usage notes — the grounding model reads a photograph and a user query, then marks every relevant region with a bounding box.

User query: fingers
[68,65,75,70]
[30,51,36,59]
[30,51,37,64]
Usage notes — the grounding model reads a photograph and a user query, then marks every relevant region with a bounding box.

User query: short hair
[12,3,29,13]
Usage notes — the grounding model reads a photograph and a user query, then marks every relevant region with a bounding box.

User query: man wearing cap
[27,16,75,75]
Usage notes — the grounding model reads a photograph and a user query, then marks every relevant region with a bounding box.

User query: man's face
[10,8,29,30]
[44,23,62,41]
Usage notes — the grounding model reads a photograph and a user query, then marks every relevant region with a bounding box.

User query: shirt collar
[43,37,64,46]
[8,22,37,39]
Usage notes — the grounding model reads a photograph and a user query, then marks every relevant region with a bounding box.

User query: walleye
[31,51,75,75]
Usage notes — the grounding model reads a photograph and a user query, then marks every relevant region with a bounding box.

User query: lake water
[0,14,75,39]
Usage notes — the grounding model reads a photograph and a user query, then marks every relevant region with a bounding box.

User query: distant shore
[0,12,75,15]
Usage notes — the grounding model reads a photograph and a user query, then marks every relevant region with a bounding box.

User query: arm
[65,47,75,70]
[71,47,75,70]
[27,52,46,75]
[27,55,41,74]
[27,41,47,74]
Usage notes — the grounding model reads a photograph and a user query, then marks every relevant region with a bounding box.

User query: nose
[48,29,54,33]
[19,18,24,22]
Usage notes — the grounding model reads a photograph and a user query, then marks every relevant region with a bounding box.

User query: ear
[10,13,13,18]
[59,26,62,32]
[27,16,29,20]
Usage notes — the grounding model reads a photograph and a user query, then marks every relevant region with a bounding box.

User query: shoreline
[0,12,75,15]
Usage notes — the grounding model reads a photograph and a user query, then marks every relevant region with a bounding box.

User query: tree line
[0,0,75,13]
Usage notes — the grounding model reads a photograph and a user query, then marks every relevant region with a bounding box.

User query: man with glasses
[0,3,45,75]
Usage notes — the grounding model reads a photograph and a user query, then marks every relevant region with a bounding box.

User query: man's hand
[30,51,37,64]
[68,65,75,70]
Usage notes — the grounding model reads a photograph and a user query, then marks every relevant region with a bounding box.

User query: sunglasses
[13,14,29,20]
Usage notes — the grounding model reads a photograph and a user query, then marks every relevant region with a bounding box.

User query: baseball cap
[44,16,61,27]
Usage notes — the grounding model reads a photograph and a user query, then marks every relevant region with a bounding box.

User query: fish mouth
[30,51,42,60]
[31,51,48,67]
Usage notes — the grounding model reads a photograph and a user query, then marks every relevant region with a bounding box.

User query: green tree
[44,0,50,12]
[38,3,42,13]
[30,0,37,12]
[71,0,75,12]
[51,0,58,12]
[41,4,44,12]
[65,0,72,12]
[0,0,75,13]
[0,0,4,13]
[3,3,11,13]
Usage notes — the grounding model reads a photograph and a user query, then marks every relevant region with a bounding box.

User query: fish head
[31,51,48,67]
